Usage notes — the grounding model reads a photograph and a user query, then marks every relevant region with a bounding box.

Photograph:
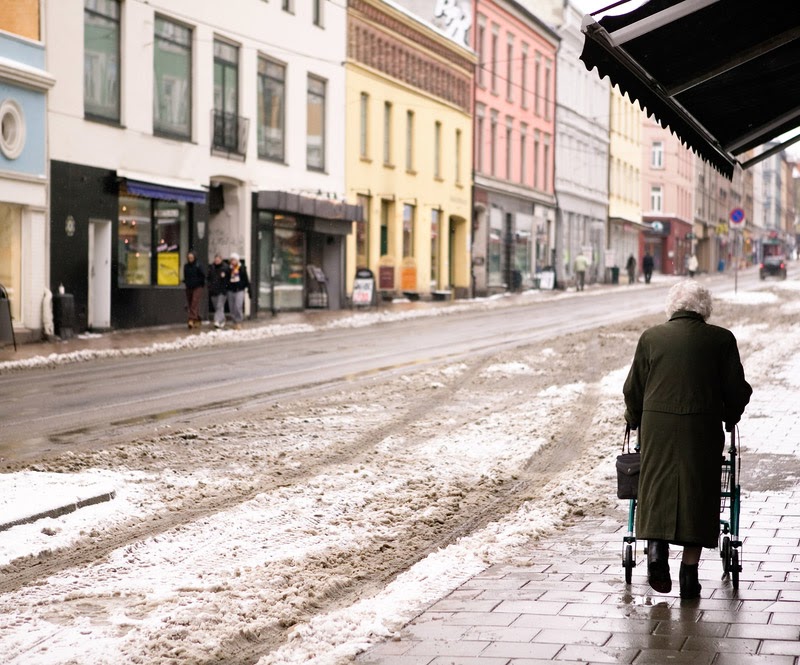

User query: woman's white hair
[665,280,713,320]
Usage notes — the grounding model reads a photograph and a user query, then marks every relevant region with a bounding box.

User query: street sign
[730,207,746,226]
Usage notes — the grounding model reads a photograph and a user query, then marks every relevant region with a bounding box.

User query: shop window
[154,16,192,140]
[356,194,370,268]
[118,196,187,286]
[84,0,120,122]
[430,209,440,288]
[258,57,286,162]
[402,203,415,258]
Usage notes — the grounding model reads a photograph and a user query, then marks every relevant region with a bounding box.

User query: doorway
[88,219,112,329]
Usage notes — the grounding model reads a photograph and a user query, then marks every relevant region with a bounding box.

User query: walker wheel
[721,535,731,573]
[623,544,634,584]
[732,548,740,590]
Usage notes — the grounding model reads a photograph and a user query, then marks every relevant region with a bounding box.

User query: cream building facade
[345,0,475,300]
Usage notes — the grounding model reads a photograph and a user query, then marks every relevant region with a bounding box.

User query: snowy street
[1,276,799,665]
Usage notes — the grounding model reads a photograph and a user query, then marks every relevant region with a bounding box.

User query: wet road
[0,273,753,462]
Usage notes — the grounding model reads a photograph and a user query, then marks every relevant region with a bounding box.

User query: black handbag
[616,424,640,500]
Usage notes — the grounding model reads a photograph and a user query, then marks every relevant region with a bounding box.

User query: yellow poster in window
[126,253,150,285]
[157,252,180,286]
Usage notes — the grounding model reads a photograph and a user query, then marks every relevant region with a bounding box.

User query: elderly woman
[623,280,751,598]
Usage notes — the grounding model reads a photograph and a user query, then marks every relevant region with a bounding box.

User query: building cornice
[0,57,55,91]
[475,173,556,206]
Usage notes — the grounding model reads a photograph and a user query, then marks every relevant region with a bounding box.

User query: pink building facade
[471,0,559,295]
[640,116,695,276]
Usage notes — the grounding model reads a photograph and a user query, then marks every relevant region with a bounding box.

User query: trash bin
[611,266,620,284]
[0,283,16,350]
[718,260,725,272]
[53,292,76,340]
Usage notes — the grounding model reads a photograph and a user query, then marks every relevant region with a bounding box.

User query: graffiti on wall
[433,0,472,47]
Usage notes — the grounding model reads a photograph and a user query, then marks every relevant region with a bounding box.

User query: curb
[0,490,116,532]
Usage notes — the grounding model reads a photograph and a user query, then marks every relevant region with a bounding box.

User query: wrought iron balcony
[211,110,249,159]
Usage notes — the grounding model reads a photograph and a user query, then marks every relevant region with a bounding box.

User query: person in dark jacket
[625,254,636,284]
[225,253,250,329]
[183,251,205,329]
[642,252,654,283]
[623,280,751,598]
[207,254,229,329]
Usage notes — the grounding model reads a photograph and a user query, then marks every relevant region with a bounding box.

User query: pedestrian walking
[622,280,752,598]
[226,253,250,330]
[183,250,205,329]
[207,253,229,329]
[625,254,636,284]
[573,251,589,291]
[688,253,699,278]
[642,251,654,284]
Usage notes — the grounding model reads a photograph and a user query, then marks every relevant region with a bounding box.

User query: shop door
[88,219,111,329]
[259,224,306,313]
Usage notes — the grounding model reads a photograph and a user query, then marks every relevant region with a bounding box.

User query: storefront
[50,161,209,331]
[252,191,360,315]
[641,217,692,276]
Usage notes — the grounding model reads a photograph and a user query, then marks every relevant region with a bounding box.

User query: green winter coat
[623,310,752,547]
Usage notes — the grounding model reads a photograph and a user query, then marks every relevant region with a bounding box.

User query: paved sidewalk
[358,389,800,663]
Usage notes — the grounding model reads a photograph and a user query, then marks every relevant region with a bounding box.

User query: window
[475,109,484,173]
[213,39,240,152]
[402,203,415,258]
[533,130,540,189]
[307,75,326,170]
[520,123,527,184]
[650,185,663,212]
[84,0,120,122]
[543,134,551,191]
[282,0,294,13]
[434,121,442,179]
[505,119,513,181]
[154,16,192,139]
[430,208,440,288]
[490,111,498,176]
[651,141,664,168]
[520,46,528,109]
[544,59,552,120]
[383,102,392,165]
[257,57,285,161]
[455,128,462,184]
[476,16,486,88]
[406,110,414,171]
[491,26,499,93]
[313,0,324,27]
[534,53,541,116]
[359,92,369,159]
[506,36,514,101]
[380,199,392,255]
[118,196,188,287]
[356,194,370,268]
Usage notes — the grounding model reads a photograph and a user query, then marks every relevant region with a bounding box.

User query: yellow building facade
[345,0,475,299]
[607,85,646,271]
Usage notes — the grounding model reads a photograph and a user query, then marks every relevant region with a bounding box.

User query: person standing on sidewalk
[623,280,751,598]
[225,253,250,330]
[207,253,229,329]
[182,251,206,329]
[573,250,589,291]
[626,254,637,284]
[642,251,654,283]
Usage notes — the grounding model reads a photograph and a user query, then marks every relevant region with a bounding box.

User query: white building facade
[45,0,354,332]
[548,2,610,286]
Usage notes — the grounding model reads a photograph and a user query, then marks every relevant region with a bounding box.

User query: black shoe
[647,540,672,593]
[679,563,702,599]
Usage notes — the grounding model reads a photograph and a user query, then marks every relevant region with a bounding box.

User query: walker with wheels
[622,427,742,589]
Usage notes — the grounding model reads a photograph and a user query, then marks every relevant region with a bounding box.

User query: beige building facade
[345,0,475,300]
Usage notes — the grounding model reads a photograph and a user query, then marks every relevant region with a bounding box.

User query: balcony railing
[211,110,249,159]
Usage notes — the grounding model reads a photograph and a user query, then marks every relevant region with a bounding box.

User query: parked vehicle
[760,255,787,280]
